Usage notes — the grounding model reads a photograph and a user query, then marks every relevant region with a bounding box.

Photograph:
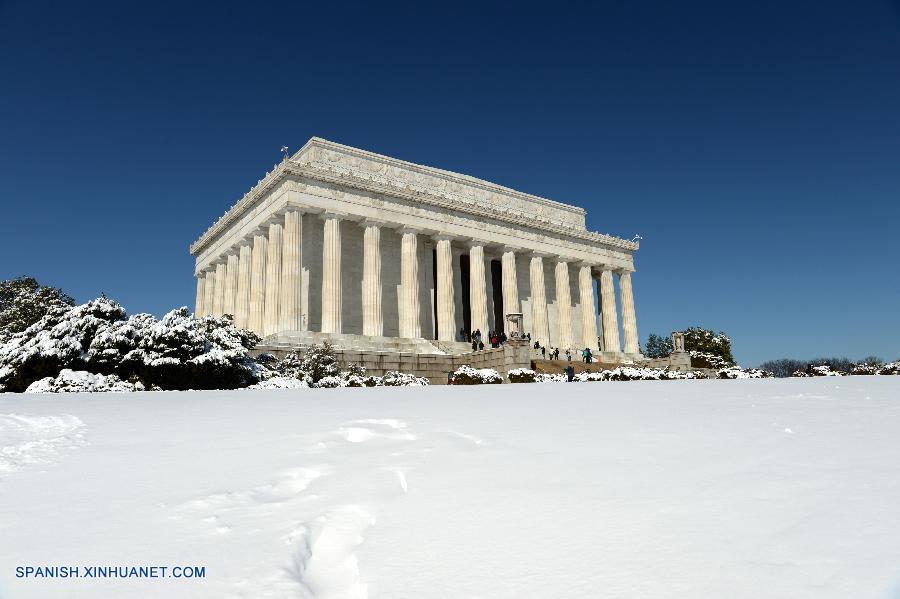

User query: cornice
[189,137,640,256]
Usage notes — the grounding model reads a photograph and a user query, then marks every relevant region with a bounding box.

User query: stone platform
[253,339,533,385]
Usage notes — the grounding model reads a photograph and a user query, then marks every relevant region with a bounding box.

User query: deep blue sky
[2,0,898,366]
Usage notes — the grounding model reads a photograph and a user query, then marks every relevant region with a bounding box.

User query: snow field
[2,378,900,598]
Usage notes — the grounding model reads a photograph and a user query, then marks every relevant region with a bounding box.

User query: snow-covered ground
[2,378,900,599]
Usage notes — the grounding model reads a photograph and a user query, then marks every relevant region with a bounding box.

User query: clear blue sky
[1,0,898,366]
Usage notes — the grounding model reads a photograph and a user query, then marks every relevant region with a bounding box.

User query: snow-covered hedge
[717,367,772,379]
[507,368,537,383]
[250,370,428,389]
[451,365,503,385]
[25,369,144,393]
[794,362,899,377]
[381,371,429,386]
[791,365,846,377]
[575,367,705,382]
[0,298,260,392]
[878,362,900,375]
[507,368,566,383]
[248,376,310,390]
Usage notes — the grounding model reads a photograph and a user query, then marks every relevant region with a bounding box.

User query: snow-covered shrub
[791,365,846,377]
[315,375,345,389]
[0,298,127,392]
[851,363,879,375]
[574,367,704,382]
[451,365,502,385]
[717,367,772,379]
[0,298,260,392]
[381,371,429,386]
[878,362,900,375]
[536,372,567,383]
[507,368,537,383]
[345,374,383,387]
[25,369,143,393]
[248,376,309,390]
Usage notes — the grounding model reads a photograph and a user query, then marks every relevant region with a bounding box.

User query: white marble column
[262,222,283,336]
[279,210,302,333]
[554,260,573,349]
[321,214,343,334]
[249,233,268,334]
[529,254,549,346]
[618,270,640,355]
[202,270,214,318]
[399,228,421,338]
[361,221,383,337]
[578,264,597,349]
[235,243,252,329]
[600,267,621,353]
[501,248,519,319]
[194,276,206,317]
[468,242,489,336]
[435,236,456,341]
[224,253,238,317]
[212,262,226,316]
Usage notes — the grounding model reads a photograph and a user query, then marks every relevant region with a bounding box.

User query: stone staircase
[258,330,460,355]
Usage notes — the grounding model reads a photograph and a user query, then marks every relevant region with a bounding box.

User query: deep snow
[2,378,900,598]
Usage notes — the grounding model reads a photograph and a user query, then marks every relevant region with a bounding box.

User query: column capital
[465,238,488,249]
[358,217,388,228]
[501,245,520,254]
[319,211,348,221]
[281,204,308,215]
[617,265,636,275]
[432,232,459,243]
[530,250,553,259]
[597,263,617,272]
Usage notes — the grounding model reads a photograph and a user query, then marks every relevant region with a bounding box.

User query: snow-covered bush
[536,372,567,383]
[248,376,310,390]
[381,371,429,386]
[296,343,341,384]
[451,365,503,385]
[717,367,772,379]
[0,298,260,392]
[315,375,345,388]
[507,368,537,383]
[878,362,900,375]
[574,367,705,382]
[851,364,878,375]
[25,369,144,393]
[791,365,846,377]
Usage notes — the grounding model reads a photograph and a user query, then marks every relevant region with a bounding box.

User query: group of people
[531,342,597,364]
[462,328,508,351]
[460,327,598,365]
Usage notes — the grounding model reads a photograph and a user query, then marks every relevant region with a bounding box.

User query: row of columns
[195,213,640,354]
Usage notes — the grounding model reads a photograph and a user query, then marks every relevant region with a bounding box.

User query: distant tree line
[759,356,889,378]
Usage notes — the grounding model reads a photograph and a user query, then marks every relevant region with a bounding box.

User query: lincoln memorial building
[190,138,643,361]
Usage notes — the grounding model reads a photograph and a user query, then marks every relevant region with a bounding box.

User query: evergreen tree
[682,327,735,367]
[645,333,673,358]
[0,276,74,341]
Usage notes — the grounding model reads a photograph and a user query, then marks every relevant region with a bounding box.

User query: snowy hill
[2,378,900,598]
